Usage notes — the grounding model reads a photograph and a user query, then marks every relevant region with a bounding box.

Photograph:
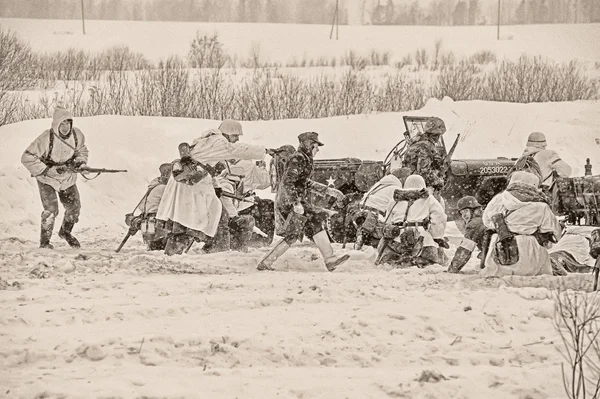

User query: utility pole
[330,0,339,40]
[496,0,501,40]
[81,0,86,35]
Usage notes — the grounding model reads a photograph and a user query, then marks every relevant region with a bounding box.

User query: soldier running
[21,106,89,249]
[257,132,350,272]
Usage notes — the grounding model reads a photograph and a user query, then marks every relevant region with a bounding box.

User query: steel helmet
[424,117,446,135]
[457,195,481,211]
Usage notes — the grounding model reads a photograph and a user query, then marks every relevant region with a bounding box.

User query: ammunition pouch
[491,214,519,266]
[387,227,424,257]
[381,224,401,239]
[140,214,157,235]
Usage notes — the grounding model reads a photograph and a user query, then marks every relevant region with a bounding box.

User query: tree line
[1,0,598,25]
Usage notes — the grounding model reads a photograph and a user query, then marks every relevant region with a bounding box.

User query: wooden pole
[81,0,86,35]
[496,0,501,40]
[336,0,339,40]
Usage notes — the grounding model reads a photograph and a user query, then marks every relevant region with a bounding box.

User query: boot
[257,239,290,271]
[204,229,230,253]
[447,246,473,273]
[164,233,193,256]
[40,211,55,249]
[58,220,80,248]
[313,230,350,272]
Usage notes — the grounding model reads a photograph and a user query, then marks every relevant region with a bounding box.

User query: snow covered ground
[1,19,600,399]
[1,96,599,398]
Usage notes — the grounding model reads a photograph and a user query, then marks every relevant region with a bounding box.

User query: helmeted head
[509,170,541,188]
[219,119,243,143]
[298,131,324,156]
[390,167,412,185]
[51,106,74,137]
[159,163,173,183]
[526,131,547,149]
[403,174,426,190]
[457,195,482,223]
[424,117,446,136]
[457,195,481,212]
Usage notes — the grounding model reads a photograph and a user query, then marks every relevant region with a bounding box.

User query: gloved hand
[214,187,223,198]
[326,187,344,201]
[69,159,86,169]
[255,160,266,168]
[125,213,134,226]
[434,238,449,249]
[293,202,304,215]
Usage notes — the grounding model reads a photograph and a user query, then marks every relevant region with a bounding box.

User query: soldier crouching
[374,175,448,267]
[125,163,172,251]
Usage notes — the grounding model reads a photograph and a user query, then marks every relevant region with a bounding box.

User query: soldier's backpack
[508,153,543,186]
[269,145,296,193]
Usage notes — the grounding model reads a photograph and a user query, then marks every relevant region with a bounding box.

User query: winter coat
[275,146,327,215]
[481,189,562,277]
[385,175,447,248]
[521,146,572,188]
[136,177,167,215]
[402,137,446,190]
[463,216,486,251]
[156,129,265,237]
[21,108,89,191]
[233,159,270,213]
[360,174,404,217]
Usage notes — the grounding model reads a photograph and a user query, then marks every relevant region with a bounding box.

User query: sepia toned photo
[0,0,599,397]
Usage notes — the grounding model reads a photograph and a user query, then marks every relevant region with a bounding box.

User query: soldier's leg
[58,184,82,248]
[37,181,59,249]
[306,211,349,272]
[164,233,194,256]
[249,198,275,247]
[230,215,255,253]
[204,209,231,253]
[257,209,299,271]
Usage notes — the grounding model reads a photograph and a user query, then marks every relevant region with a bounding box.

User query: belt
[361,205,385,217]
[394,221,428,228]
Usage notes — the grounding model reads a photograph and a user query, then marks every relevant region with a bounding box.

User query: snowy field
[1,18,600,64]
[1,19,600,399]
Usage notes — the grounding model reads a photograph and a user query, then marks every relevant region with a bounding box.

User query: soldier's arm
[428,197,448,240]
[281,154,303,203]
[219,180,239,218]
[73,128,89,165]
[547,150,572,178]
[21,131,50,177]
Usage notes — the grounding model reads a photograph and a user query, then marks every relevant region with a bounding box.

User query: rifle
[220,191,255,204]
[58,165,127,179]
[441,134,460,177]
[116,223,140,253]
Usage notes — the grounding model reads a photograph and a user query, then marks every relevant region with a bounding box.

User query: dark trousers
[37,181,81,223]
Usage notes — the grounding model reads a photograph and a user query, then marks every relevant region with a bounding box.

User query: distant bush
[469,50,497,65]
[0,28,35,125]
[434,61,485,101]
[188,32,229,69]
[485,56,599,102]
